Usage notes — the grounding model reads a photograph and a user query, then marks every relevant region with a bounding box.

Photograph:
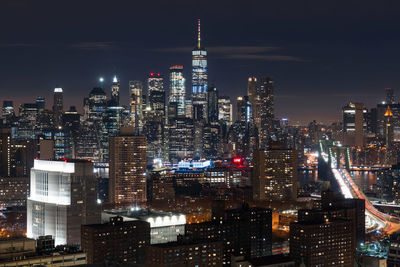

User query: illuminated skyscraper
[185,99,193,119]
[27,159,100,245]
[259,77,274,148]
[218,96,232,127]
[237,96,252,123]
[168,118,194,162]
[192,19,208,114]
[36,97,45,111]
[248,77,260,130]
[145,73,166,163]
[147,72,165,118]
[384,106,393,148]
[207,85,219,123]
[0,127,11,177]
[169,65,186,116]
[85,87,107,122]
[111,75,120,106]
[2,101,14,125]
[387,87,396,104]
[253,142,297,201]
[343,102,367,147]
[53,87,63,127]
[109,127,147,204]
[129,81,143,132]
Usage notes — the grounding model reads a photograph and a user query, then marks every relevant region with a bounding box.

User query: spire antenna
[197,18,201,49]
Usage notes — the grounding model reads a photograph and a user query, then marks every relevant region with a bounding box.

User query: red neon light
[150,72,154,76]
[233,157,242,164]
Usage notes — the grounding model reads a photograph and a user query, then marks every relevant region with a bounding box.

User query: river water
[298,169,377,194]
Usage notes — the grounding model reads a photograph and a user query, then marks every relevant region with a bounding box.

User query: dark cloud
[224,54,306,62]
[0,43,39,47]
[68,42,114,50]
[153,46,279,54]
[153,45,302,62]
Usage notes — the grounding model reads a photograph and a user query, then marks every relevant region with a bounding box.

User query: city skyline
[2,1,400,266]
[2,0,400,124]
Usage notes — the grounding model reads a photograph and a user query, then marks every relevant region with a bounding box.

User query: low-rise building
[0,237,86,267]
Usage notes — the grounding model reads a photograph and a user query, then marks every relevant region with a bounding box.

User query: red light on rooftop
[157,73,160,76]
[170,65,183,70]
[150,72,154,76]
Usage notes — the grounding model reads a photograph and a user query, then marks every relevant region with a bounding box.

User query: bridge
[319,140,400,235]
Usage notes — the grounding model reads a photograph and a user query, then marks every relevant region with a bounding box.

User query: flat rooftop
[102,208,186,228]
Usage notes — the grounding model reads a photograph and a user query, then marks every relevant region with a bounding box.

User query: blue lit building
[192,19,208,109]
[169,65,186,116]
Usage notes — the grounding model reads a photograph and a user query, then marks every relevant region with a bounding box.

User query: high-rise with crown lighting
[192,19,208,116]
[169,65,186,116]
[111,75,120,106]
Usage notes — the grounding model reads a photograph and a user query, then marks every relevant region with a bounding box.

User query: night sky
[1,0,400,124]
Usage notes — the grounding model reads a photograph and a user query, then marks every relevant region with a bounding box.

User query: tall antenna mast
[197,18,201,49]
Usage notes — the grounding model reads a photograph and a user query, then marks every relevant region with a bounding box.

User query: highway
[328,156,400,235]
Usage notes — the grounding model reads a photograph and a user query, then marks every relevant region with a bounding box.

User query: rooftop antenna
[197,18,201,49]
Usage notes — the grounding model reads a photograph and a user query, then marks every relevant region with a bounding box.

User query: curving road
[329,156,400,235]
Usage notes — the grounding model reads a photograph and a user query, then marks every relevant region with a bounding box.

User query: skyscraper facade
[129,81,144,132]
[168,117,194,162]
[2,101,14,125]
[0,127,11,177]
[109,127,147,204]
[111,75,120,106]
[342,102,367,146]
[36,97,45,111]
[145,73,167,163]
[386,87,396,104]
[207,86,219,123]
[259,77,274,148]
[169,65,186,116]
[253,142,297,201]
[27,159,101,245]
[53,87,63,127]
[147,73,165,118]
[247,77,259,127]
[218,96,232,127]
[237,96,252,124]
[81,216,150,265]
[290,215,355,266]
[191,19,208,111]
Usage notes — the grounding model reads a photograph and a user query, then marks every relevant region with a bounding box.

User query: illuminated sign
[178,160,212,169]
[233,157,242,164]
